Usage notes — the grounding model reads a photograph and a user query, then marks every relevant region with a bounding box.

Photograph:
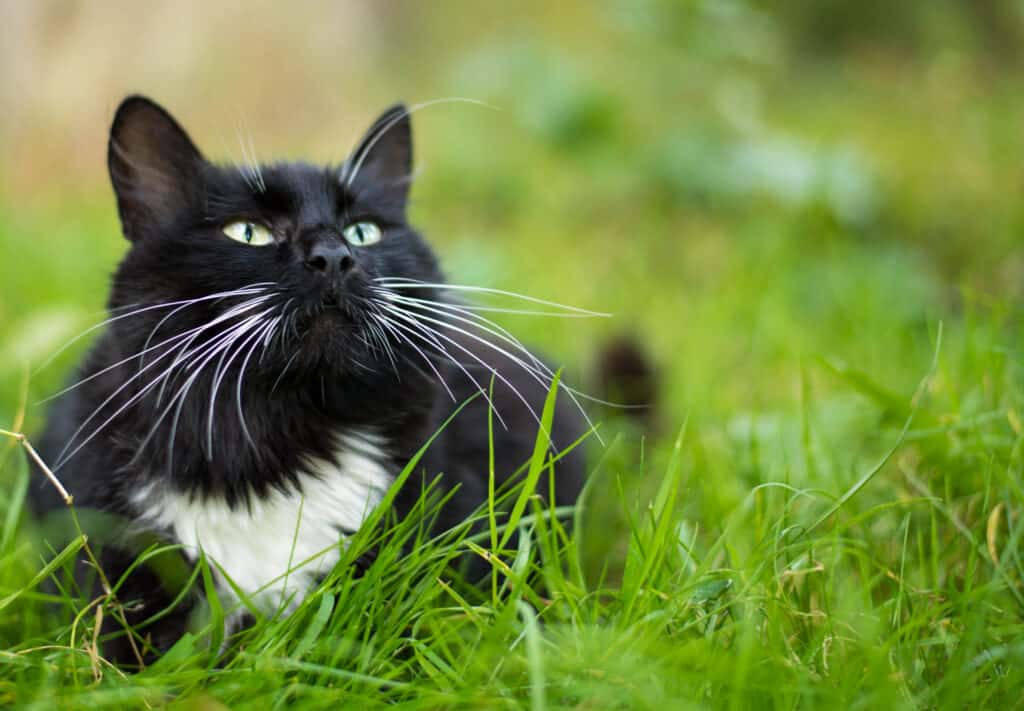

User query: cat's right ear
[343,104,413,210]
[108,96,205,241]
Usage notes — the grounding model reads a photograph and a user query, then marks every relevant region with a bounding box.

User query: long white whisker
[378,286,611,414]
[233,318,280,453]
[406,304,599,318]
[161,312,272,471]
[371,308,506,427]
[368,311,457,403]
[51,344,184,470]
[41,322,205,408]
[380,292,551,373]
[125,309,274,467]
[378,291,605,319]
[377,304,543,432]
[38,290,272,405]
[50,308,260,470]
[152,297,275,407]
[381,290,627,410]
[58,302,278,471]
[380,291,621,408]
[363,310,399,380]
[374,278,611,316]
[32,284,273,379]
[139,290,273,369]
[370,309,403,379]
[371,325,445,391]
[272,298,295,354]
[377,299,600,446]
[205,315,277,456]
[343,97,498,189]
[52,327,225,471]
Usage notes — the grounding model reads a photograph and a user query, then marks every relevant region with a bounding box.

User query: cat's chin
[313,305,352,324]
[296,309,343,341]
[288,309,369,371]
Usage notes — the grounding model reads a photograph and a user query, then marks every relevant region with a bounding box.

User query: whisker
[32,284,273,380]
[41,322,203,409]
[271,350,301,395]
[109,309,273,470]
[354,298,401,380]
[370,318,400,380]
[375,297,601,446]
[233,317,280,454]
[205,315,277,456]
[139,290,274,369]
[243,115,267,194]
[374,277,611,316]
[161,311,273,463]
[370,308,506,427]
[377,291,605,319]
[272,298,295,354]
[52,331,210,471]
[380,291,626,408]
[153,299,273,407]
[379,291,550,371]
[376,303,546,431]
[49,305,265,470]
[367,311,457,404]
[342,97,498,189]
[376,286,616,437]
[404,304,599,318]
[235,116,266,194]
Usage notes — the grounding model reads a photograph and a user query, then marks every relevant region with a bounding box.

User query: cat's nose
[305,240,355,276]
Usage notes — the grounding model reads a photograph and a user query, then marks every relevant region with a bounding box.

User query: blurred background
[1,1,1022,512]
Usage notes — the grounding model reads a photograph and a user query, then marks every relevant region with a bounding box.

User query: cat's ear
[344,103,412,208]
[108,96,205,241]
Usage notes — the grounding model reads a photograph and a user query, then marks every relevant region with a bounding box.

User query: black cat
[30,96,588,664]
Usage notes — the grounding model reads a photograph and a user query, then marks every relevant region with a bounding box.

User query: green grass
[3,2,1024,707]
[1,316,1022,708]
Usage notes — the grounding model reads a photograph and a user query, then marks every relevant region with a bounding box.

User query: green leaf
[0,536,84,614]
[291,591,334,660]
[690,578,732,604]
[500,370,561,550]
[199,550,225,659]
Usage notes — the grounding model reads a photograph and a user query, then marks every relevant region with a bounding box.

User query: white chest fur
[132,432,393,613]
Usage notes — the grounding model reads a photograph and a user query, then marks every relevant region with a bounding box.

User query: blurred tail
[592,334,660,431]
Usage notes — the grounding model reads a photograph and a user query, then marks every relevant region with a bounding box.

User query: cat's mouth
[291,299,364,346]
[306,303,355,328]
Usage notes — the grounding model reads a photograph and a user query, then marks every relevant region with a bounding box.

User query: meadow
[1,2,1022,708]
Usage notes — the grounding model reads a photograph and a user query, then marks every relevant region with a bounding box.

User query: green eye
[342,221,382,247]
[223,221,273,246]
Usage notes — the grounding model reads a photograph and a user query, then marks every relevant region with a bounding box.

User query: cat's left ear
[108,95,206,241]
[344,104,412,209]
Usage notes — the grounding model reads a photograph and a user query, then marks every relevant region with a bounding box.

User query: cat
[29,96,590,665]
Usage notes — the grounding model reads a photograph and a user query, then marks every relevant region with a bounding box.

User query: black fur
[31,96,586,664]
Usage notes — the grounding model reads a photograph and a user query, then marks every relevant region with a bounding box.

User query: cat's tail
[591,334,661,432]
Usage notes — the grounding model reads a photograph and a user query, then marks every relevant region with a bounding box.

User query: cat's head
[105,95,444,385]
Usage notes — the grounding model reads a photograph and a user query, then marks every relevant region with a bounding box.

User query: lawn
[1,2,1022,708]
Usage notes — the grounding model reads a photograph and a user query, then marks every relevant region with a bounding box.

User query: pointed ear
[345,103,413,209]
[108,96,205,241]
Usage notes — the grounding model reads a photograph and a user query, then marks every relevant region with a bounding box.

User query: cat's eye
[342,221,382,247]
[223,221,274,246]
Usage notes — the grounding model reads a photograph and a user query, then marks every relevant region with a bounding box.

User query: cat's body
[30,97,587,664]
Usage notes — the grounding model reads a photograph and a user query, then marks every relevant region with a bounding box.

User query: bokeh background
[1,0,1022,521]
